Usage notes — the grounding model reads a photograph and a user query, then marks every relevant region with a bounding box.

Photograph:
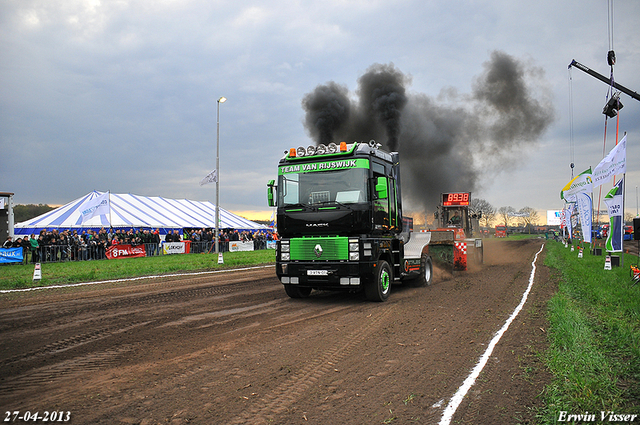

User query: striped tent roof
[14,191,267,235]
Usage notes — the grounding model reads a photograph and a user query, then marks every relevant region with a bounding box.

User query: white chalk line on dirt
[438,243,545,425]
[0,264,275,294]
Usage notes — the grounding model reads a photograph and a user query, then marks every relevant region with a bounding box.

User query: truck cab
[267,141,432,301]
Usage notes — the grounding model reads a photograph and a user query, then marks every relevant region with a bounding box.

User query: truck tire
[409,254,433,287]
[284,285,312,298]
[365,260,391,302]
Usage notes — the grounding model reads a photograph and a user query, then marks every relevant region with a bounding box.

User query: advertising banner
[576,192,592,244]
[593,135,626,188]
[0,248,23,263]
[162,242,187,255]
[547,210,562,226]
[106,244,146,259]
[564,203,575,238]
[560,168,593,201]
[604,178,624,252]
[229,241,255,252]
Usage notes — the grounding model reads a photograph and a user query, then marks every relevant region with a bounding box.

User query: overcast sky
[2,0,639,220]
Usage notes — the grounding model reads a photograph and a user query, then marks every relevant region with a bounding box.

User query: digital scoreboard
[442,192,470,206]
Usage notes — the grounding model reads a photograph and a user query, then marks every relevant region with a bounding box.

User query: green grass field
[540,240,640,422]
[0,250,275,290]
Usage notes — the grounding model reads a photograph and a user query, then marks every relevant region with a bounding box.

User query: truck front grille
[290,237,348,261]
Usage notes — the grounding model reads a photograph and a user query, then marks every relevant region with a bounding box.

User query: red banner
[106,244,146,260]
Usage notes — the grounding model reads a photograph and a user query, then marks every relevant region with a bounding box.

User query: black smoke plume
[302,51,555,212]
[356,63,409,151]
[301,82,351,146]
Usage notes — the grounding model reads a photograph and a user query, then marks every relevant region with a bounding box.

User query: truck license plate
[307,270,328,276]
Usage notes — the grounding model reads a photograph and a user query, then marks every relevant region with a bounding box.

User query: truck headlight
[281,244,289,252]
[348,238,359,261]
[281,252,290,261]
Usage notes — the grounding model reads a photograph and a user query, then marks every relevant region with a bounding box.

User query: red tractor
[431,192,483,271]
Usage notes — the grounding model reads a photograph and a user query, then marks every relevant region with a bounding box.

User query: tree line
[13,204,56,223]
[470,199,541,230]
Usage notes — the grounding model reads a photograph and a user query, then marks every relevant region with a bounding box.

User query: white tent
[15,191,267,235]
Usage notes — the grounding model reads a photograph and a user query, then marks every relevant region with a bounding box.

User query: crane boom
[568,59,640,102]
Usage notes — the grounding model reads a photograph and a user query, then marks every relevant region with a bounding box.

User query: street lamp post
[215,96,227,255]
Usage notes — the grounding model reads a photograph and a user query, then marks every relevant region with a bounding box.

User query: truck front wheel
[284,285,312,299]
[365,260,391,302]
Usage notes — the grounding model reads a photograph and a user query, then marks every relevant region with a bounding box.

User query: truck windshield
[278,168,369,207]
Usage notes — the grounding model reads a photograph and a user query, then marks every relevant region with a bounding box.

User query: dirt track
[0,238,554,424]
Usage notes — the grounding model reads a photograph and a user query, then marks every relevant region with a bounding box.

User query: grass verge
[0,250,275,290]
[540,240,640,422]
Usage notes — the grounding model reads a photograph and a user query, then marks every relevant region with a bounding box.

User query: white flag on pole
[80,192,110,223]
[593,135,626,188]
[564,202,575,238]
[200,169,217,186]
[560,168,592,201]
[576,192,592,244]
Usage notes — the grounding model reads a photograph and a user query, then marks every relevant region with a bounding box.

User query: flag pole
[590,187,594,253]
[622,173,626,267]
[621,131,627,267]
[109,191,112,229]
[582,166,593,253]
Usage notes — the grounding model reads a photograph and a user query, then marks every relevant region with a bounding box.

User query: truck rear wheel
[284,285,312,299]
[365,260,391,302]
[410,254,432,287]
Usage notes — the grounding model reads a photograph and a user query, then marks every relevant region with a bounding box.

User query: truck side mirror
[267,180,277,207]
[375,177,388,199]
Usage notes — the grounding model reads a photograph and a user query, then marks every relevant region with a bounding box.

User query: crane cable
[597,0,619,227]
[568,69,575,179]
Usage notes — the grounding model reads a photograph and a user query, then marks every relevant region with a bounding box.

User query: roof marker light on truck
[288,142,348,158]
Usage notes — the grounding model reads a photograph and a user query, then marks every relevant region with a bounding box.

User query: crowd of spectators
[2,228,164,263]
[183,228,277,252]
[2,227,277,264]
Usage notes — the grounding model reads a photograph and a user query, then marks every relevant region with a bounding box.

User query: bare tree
[497,206,516,227]
[625,212,635,225]
[519,206,539,233]
[470,198,496,228]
